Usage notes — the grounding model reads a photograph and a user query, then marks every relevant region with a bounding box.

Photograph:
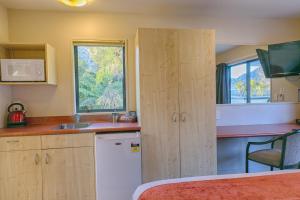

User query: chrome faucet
[74,114,80,123]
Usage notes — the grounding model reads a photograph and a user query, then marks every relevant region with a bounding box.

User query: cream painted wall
[272,77,300,102]
[216,45,267,64]
[0,5,11,127]
[7,10,300,117]
[217,45,300,103]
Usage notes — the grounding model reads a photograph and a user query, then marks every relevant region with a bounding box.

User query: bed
[133,170,300,200]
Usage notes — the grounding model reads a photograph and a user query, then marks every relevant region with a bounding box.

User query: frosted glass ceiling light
[58,0,88,7]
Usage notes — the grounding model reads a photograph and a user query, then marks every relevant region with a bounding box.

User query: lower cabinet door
[42,147,96,200]
[0,150,42,200]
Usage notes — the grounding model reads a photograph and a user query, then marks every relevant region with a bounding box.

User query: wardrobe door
[136,28,180,183]
[178,29,217,177]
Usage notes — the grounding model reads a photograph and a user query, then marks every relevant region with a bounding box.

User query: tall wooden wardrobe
[135,28,217,183]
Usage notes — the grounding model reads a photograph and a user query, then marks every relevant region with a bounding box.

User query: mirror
[216,44,300,104]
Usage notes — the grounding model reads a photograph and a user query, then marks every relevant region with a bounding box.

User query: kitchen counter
[217,123,300,139]
[0,122,141,137]
[4,121,298,139]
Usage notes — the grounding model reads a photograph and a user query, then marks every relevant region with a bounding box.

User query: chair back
[274,130,300,166]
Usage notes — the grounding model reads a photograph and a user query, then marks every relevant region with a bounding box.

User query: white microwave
[0,59,45,82]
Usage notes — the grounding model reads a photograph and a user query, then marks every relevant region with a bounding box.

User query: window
[74,41,126,113]
[230,59,270,104]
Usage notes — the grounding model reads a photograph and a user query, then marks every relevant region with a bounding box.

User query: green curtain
[216,63,231,104]
[256,49,271,78]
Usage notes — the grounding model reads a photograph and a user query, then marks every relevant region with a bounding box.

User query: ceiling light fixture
[58,0,88,7]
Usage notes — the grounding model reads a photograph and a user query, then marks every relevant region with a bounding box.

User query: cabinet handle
[6,140,19,143]
[172,112,178,122]
[45,153,50,164]
[35,153,40,165]
[180,112,187,122]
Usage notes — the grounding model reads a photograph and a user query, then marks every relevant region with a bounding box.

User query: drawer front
[0,136,41,152]
[41,133,95,149]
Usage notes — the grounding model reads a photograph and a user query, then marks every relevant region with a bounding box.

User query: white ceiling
[1,0,300,19]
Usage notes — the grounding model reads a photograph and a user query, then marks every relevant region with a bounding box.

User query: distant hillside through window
[231,59,270,104]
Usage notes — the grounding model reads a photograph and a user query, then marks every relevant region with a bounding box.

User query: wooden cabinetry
[42,147,95,200]
[0,43,56,85]
[178,30,217,177]
[41,133,95,200]
[0,133,95,200]
[0,150,42,200]
[0,135,41,151]
[136,28,217,182]
[135,28,181,181]
[41,133,94,149]
[0,136,42,200]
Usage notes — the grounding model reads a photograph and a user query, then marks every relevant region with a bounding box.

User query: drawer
[0,136,41,152]
[41,133,95,149]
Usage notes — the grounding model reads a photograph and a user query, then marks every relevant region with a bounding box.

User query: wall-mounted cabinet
[0,43,56,85]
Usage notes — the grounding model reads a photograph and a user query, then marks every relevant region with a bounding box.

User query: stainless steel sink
[56,123,91,130]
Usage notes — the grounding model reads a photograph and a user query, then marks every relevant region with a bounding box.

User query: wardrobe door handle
[45,153,50,164]
[35,153,40,165]
[172,112,178,123]
[180,112,187,122]
[181,115,186,122]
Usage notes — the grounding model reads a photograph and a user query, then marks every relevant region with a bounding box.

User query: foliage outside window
[74,41,126,113]
[230,59,271,104]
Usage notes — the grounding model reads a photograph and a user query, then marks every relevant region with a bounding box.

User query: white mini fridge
[95,132,141,200]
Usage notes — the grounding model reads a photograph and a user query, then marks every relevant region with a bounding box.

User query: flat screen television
[268,40,300,77]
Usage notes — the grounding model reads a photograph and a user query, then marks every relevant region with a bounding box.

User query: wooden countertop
[0,122,141,137]
[217,123,300,139]
[2,121,298,139]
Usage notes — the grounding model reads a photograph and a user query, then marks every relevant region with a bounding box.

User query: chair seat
[248,149,282,167]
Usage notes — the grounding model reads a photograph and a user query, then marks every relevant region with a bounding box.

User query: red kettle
[7,103,27,128]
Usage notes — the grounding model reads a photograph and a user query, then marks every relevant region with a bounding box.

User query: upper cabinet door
[0,150,42,200]
[136,28,181,183]
[178,29,217,177]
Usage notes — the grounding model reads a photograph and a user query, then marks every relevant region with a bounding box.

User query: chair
[246,130,300,173]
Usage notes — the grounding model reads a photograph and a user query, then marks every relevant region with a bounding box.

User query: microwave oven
[0,59,45,82]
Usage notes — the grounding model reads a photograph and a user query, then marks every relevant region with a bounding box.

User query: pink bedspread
[139,172,300,200]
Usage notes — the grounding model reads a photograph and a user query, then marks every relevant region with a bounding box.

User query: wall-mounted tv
[256,49,271,78]
[268,40,300,77]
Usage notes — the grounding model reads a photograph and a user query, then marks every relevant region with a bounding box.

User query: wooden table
[217,123,300,139]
